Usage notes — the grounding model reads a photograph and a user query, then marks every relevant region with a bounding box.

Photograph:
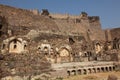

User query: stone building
[1,37,28,54]
[0,4,120,79]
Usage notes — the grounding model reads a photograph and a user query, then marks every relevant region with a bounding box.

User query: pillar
[81,69,84,75]
[107,67,110,71]
[103,67,106,72]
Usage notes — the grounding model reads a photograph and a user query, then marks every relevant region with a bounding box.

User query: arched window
[2,44,5,49]
[44,46,48,51]
[24,45,27,49]
[67,71,70,76]
[14,45,17,49]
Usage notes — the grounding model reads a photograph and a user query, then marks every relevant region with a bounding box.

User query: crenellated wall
[50,13,80,19]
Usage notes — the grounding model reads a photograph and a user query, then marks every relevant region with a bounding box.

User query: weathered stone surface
[0,4,120,79]
[107,74,118,80]
[0,4,105,41]
[26,30,39,39]
[0,4,59,36]
[0,53,51,79]
[110,28,120,40]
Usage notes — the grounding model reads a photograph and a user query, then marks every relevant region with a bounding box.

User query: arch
[101,67,105,72]
[113,66,115,71]
[71,70,76,75]
[44,46,49,51]
[38,46,41,52]
[77,69,82,75]
[84,53,88,57]
[109,66,112,71]
[59,47,70,56]
[92,68,96,73]
[96,43,100,46]
[59,45,72,52]
[97,68,100,73]
[59,47,71,63]
[105,67,109,72]
[88,68,92,74]
[9,39,23,53]
[9,38,22,45]
[67,71,70,76]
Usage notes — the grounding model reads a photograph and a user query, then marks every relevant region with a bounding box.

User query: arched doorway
[9,39,23,53]
[101,67,105,72]
[92,68,96,73]
[67,71,70,76]
[88,68,92,74]
[59,48,71,63]
[109,66,112,71]
[77,69,82,75]
[105,67,109,72]
[71,70,76,75]
[97,68,100,73]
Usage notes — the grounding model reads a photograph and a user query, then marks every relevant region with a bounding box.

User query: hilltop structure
[0,4,120,80]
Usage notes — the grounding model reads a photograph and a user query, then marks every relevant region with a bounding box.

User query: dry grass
[64,71,120,80]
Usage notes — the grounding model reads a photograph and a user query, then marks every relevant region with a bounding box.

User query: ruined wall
[0,4,120,79]
[110,28,120,40]
[53,16,105,41]
[88,16,105,41]
[0,4,59,36]
[0,53,51,79]
[0,4,105,41]
[105,28,120,41]
[29,9,39,15]
[50,13,80,19]
[105,29,112,41]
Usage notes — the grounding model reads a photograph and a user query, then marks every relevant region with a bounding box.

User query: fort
[0,4,120,80]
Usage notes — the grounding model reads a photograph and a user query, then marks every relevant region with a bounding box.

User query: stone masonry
[0,4,120,80]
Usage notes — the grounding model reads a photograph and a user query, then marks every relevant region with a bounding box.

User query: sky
[0,0,120,29]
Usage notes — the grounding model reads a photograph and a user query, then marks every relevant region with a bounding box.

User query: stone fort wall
[29,9,80,19]
[0,5,106,42]
[50,13,80,19]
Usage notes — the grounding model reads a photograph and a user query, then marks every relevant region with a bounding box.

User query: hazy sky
[0,0,120,29]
